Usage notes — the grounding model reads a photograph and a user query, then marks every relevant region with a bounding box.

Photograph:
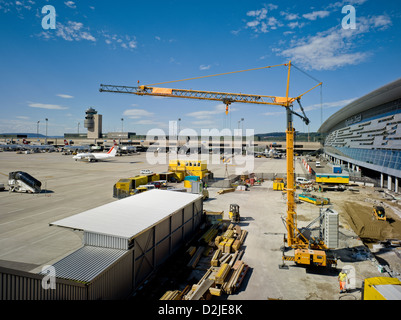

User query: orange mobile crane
[99,61,336,268]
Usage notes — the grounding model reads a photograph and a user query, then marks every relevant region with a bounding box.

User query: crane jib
[99,84,287,106]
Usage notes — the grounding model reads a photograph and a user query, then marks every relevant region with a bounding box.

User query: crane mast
[99,61,334,267]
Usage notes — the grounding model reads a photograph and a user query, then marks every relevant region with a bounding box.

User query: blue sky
[0,0,400,136]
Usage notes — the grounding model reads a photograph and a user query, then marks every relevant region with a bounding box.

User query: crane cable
[144,63,288,87]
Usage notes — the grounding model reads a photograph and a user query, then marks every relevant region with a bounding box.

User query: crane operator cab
[229,204,240,223]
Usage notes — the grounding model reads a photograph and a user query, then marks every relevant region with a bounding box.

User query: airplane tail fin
[107,145,118,156]
[23,139,28,145]
[64,140,69,146]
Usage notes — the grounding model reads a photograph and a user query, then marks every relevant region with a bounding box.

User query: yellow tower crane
[99,61,336,268]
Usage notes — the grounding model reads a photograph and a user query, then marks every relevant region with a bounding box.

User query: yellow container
[363,277,401,300]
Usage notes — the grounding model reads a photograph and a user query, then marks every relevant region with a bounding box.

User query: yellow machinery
[113,174,160,199]
[298,193,330,206]
[363,277,401,300]
[229,204,240,223]
[113,176,148,199]
[273,178,285,191]
[168,160,210,180]
[100,61,335,268]
[373,205,387,221]
[315,173,349,185]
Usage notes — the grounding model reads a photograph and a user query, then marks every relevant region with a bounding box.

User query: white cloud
[199,65,211,71]
[263,98,357,117]
[298,98,358,113]
[101,31,137,50]
[0,0,34,14]
[327,0,367,9]
[263,111,285,117]
[57,94,74,99]
[123,109,154,119]
[37,20,96,42]
[133,119,167,128]
[187,104,236,120]
[28,102,68,110]
[278,15,392,71]
[191,120,217,127]
[245,4,282,34]
[287,21,305,29]
[53,21,96,42]
[64,1,76,9]
[371,15,392,30]
[302,11,330,21]
[280,12,300,21]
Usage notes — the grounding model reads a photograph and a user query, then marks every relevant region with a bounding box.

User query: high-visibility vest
[339,273,347,282]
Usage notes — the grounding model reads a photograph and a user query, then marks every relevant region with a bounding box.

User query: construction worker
[338,269,348,293]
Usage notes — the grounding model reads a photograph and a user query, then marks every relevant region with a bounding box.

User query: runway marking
[0,172,8,177]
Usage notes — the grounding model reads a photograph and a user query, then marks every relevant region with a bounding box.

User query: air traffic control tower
[84,107,102,139]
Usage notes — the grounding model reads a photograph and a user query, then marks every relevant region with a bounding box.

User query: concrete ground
[0,150,398,300]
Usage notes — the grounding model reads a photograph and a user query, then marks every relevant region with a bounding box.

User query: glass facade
[328,147,401,171]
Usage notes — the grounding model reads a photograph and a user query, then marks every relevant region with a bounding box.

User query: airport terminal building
[319,78,401,192]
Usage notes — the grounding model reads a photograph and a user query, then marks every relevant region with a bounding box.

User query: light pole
[37,121,40,139]
[45,118,48,144]
[121,118,124,132]
[78,122,80,135]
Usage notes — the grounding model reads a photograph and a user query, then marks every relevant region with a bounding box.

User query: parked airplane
[120,145,137,153]
[254,146,282,158]
[23,139,55,152]
[72,143,118,162]
[63,140,90,152]
[0,139,27,151]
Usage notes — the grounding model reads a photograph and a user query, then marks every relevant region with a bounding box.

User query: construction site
[1,61,401,305]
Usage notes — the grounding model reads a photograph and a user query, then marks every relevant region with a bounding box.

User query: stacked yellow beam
[224,238,234,253]
[223,261,248,295]
[211,249,221,267]
[214,263,231,285]
[200,226,218,244]
[217,188,235,195]
[186,246,196,256]
[187,247,205,269]
[160,290,182,300]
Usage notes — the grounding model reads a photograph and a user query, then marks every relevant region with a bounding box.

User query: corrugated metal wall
[87,249,133,300]
[132,197,203,289]
[84,231,129,250]
[0,266,87,300]
[0,249,133,300]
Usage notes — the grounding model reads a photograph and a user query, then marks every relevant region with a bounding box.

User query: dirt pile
[341,201,401,242]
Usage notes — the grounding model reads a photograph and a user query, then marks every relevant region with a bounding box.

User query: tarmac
[0,150,399,300]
